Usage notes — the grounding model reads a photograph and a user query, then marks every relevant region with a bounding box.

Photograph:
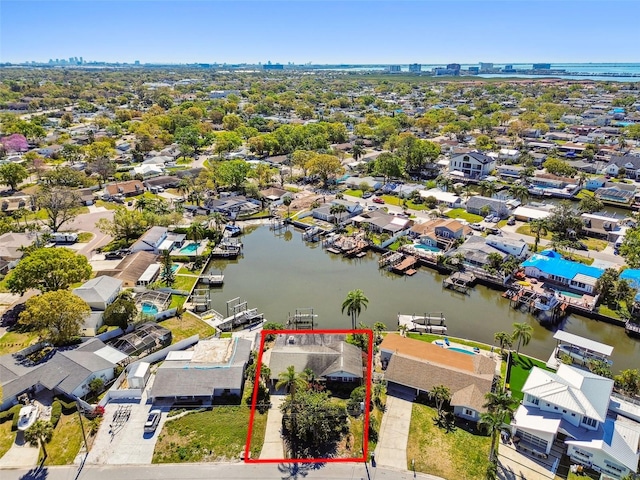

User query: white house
[602,155,640,179]
[485,235,529,258]
[73,276,123,311]
[130,226,168,254]
[448,151,496,180]
[511,364,640,479]
[498,148,520,162]
[419,188,463,208]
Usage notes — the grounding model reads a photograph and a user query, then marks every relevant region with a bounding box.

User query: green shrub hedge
[0,404,21,425]
[50,401,62,428]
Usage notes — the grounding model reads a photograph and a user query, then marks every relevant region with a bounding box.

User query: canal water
[204,225,640,372]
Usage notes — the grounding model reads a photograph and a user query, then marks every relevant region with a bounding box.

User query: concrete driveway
[375,394,413,470]
[259,394,286,459]
[0,431,40,468]
[64,210,114,257]
[85,380,166,465]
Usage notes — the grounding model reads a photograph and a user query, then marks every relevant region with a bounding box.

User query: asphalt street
[2,462,445,480]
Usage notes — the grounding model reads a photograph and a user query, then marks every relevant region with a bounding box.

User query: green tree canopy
[0,163,29,190]
[103,291,137,329]
[215,159,251,191]
[19,289,90,345]
[619,226,640,268]
[96,207,148,241]
[7,247,91,294]
[307,153,343,187]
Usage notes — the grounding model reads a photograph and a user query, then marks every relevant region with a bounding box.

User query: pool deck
[431,339,502,375]
[170,240,209,257]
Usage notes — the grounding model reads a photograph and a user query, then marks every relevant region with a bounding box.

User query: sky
[1,1,639,65]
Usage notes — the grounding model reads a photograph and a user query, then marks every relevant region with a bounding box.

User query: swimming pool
[553,289,583,299]
[447,347,476,356]
[141,303,159,315]
[171,263,180,273]
[179,243,199,254]
[414,244,440,252]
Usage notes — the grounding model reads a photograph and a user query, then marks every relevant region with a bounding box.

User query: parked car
[362,191,373,199]
[144,409,162,433]
[105,251,125,260]
[470,223,484,231]
[484,215,493,222]
[574,241,588,251]
[486,227,502,235]
[372,197,385,204]
[507,217,516,226]
[490,216,500,223]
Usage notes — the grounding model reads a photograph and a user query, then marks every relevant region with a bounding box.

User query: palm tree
[512,322,533,354]
[24,420,54,460]
[351,144,365,161]
[483,385,517,421]
[430,384,451,420]
[529,218,548,253]
[187,222,206,245]
[177,177,192,201]
[493,331,513,355]
[479,181,496,198]
[436,175,453,192]
[330,203,348,227]
[614,279,635,306]
[134,196,149,212]
[398,324,409,337]
[479,410,508,462]
[341,289,369,329]
[275,365,308,398]
[209,212,226,232]
[508,184,529,204]
[282,195,292,219]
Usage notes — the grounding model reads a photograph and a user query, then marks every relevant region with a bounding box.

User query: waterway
[203,225,640,372]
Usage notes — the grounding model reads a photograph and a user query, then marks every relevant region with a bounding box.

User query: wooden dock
[200,274,224,286]
[398,313,447,334]
[443,272,475,293]
[391,255,417,274]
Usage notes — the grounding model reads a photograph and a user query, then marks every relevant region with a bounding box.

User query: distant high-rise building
[532,63,551,70]
[479,62,493,72]
[263,64,284,70]
[134,60,140,65]
[79,57,83,64]
[408,63,421,73]
[446,63,461,75]
[388,65,401,72]
[503,64,516,73]
[468,66,479,74]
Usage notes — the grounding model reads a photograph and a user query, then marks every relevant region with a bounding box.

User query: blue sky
[1,1,638,64]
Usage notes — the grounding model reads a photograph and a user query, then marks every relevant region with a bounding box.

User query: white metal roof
[513,206,552,220]
[138,264,161,283]
[513,404,562,434]
[553,330,613,356]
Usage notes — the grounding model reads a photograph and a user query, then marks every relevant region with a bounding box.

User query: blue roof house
[521,250,604,294]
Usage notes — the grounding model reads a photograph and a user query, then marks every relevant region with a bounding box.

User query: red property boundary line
[245,328,374,464]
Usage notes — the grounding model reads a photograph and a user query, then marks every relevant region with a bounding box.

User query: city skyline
[1,1,639,65]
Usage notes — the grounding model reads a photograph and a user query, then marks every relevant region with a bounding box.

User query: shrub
[0,404,21,425]
[10,404,23,431]
[50,401,62,427]
[53,395,77,413]
[97,325,109,334]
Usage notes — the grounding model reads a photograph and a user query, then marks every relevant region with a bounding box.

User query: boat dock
[391,255,417,275]
[505,287,569,324]
[443,272,476,293]
[625,321,640,338]
[199,274,224,286]
[379,251,403,268]
[397,313,447,334]
[303,226,322,242]
[287,308,318,330]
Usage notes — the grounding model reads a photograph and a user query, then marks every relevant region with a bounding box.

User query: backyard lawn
[507,353,551,402]
[407,403,491,479]
[445,208,483,223]
[159,312,216,343]
[173,274,199,293]
[152,406,267,463]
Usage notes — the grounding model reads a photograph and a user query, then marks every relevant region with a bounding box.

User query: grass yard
[445,208,483,223]
[344,189,364,198]
[407,403,491,479]
[579,237,608,252]
[169,295,187,309]
[94,200,120,210]
[597,304,621,319]
[0,421,14,459]
[159,312,216,343]
[508,353,551,402]
[556,250,595,265]
[77,232,94,243]
[152,406,267,463]
[516,224,552,240]
[172,274,199,292]
[0,329,40,355]
[575,189,594,200]
[44,412,83,465]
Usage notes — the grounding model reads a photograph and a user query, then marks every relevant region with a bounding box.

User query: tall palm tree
[282,195,292,219]
[24,420,54,460]
[529,218,548,253]
[436,175,453,192]
[479,181,497,198]
[430,384,451,419]
[275,365,308,398]
[209,212,226,232]
[187,222,206,245]
[341,289,369,329]
[479,410,508,462]
[493,331,513,356]
[508,184,529,204]
[483,385,517,421]
[134,196,149,212]
[512,322,533,354]
[330,203,348,227]
[351,144,365,161]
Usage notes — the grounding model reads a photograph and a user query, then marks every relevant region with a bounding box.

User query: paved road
[1,462,445,480]
[374,395,413,470]
[64,209,114,258]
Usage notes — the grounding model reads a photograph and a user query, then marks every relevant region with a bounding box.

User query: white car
[144,409,162,433]
[470,223,484,231]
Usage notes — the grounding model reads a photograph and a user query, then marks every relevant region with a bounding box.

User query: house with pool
[521,250,604,294]
[379,334,497,422]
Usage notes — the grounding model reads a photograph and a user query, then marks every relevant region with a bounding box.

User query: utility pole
[76,401,89,452]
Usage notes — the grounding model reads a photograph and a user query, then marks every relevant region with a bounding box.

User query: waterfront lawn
[508,353,551,402]
[172,274,199,292]
[0,329,40,355]
[445,208,483,223]
[407,403,490,479]
[152,405,267,463]
[44,412,83,465]
[0,421,14,459]
[160,312,216,343]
